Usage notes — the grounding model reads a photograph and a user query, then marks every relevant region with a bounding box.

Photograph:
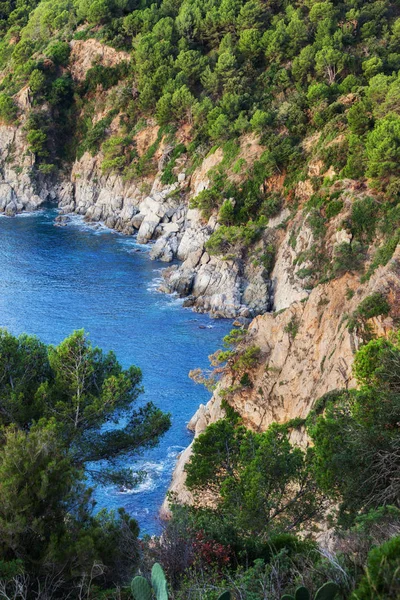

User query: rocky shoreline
[0,121,274,319]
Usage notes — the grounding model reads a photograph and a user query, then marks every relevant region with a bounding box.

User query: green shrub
[363,230,400,280]
[332,242,365,276]
[284,314,300,339]
[206,220,265,257]
[81,110,118,156]
[349,197,379,242]
[348,293,391,340]
[83,62,130,93]
[262,193,283,219]
[219,199,235,225]
[366,114,400,194]
[160,143,186,185]
[356,293,391,321]
[101,135,136,175]
[29,69,46,95]
[232,345,261,372]
[190,188,223,220]
[0,94,17,124]
[326,199,343,219]
[351,536,400,599]
[45,41,70,66]
[26,129,48,157]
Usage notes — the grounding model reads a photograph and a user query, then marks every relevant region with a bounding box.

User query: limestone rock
[163,252,400,513]
[150,234,179,262]
[137,212,161,243]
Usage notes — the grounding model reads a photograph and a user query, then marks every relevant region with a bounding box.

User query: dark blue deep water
[0,209,231,534]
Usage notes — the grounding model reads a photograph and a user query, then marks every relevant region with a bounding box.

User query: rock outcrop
[0,113,273,320]
[54,134,274,318]
[0,125,51,215]
[162,235,400,517]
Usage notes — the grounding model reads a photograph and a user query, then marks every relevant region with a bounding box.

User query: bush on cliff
[0,93,17,124]
[309,331,400,525]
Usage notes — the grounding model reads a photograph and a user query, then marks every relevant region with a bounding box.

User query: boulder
[150,234,179,262]
[132,213,145,229]
[137,212,161,243]
[161,222,180,234]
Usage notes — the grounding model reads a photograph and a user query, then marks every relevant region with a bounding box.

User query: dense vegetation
[1,0,400,597]
[0,329,170,598]
[0,327,398,598]
[154,331,400,600]
[0,0,400,227]
[2,0,400,272]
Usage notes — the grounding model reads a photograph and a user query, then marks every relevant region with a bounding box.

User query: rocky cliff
[162,209,400,515]
[0,48,273,319]
[2,39,400,521]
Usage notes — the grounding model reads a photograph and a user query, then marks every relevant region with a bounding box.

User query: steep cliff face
[55,132,272,317]
[162,220,400,515]
[0,40,272,319]
[0,88,56,215]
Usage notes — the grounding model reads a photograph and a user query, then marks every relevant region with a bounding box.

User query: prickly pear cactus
[151,563,168,600]
[131,576,153,600]
[281,582,338,600]
[314,582,339,600]
[295,586,311,600]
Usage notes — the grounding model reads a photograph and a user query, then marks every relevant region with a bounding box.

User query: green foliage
[355,293,391,321]
[349,197,379,242]
[0,329,170,486]
[160,143,186,185]
[29,68,46,95]
[206,220,265,257]
[332,242,365,277]
[0,93,17,124]
[81,109,118,157]
[364,229,400,280]
[26,128,48,156]
[366,114,400,195]
[351,536,400,599]
[347,293,391,341]
[45,40,70,65]
[325,199,343,219]
[101,134,137,174]
[2,0,400,595]
[190,187,223,220]
[83,62,130,94]
[0,328,171,595]
[281,582,339,600]
[284,315,300,339]
[309,332,400,523]
[0,420,140,592]
[219,199,235,226]
[185,417,321,538]
[232,345,261,372]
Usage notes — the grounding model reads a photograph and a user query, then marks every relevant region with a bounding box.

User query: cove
[0,209,232,534]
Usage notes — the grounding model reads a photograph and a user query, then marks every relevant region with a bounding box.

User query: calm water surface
[0,209,231,534]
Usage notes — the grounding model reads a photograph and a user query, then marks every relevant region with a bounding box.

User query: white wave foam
[0,209,47,219]
[115,447,185,497]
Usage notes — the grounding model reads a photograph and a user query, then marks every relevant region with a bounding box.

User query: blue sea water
[0,209,231,534]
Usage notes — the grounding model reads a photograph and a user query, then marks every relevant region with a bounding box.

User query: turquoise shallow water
[0,209,231,534]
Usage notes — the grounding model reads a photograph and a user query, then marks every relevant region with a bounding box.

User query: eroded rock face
[56,140,274,319]
[0,125,61,215]
[69,39,130,82]
[162,249,400,516]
